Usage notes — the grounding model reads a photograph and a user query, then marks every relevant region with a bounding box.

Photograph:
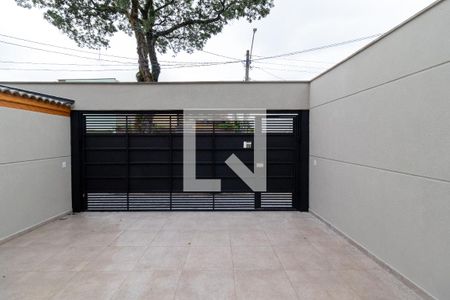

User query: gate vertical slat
[126,115,130,211]
[293,113,300,210]
[169,114,173,211]
[212,120,216,210]
[82,114,88,211]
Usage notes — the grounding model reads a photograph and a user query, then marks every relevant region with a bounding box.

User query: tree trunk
[133,30,153,82]
[146,34,161,82]
[129,0,153,82]
[134,31,154,82]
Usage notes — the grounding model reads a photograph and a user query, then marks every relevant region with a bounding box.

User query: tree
[16,0,274,82]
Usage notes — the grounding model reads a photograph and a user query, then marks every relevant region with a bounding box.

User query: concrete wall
[0,107,72,242]
[309,1,450,299]
[2,82,309,111]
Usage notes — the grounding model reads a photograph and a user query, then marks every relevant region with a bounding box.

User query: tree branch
[142,0,153,16]
[154,1,229,37]
[155,0,175,13]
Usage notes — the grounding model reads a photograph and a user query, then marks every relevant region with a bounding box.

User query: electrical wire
[252,63,325,73]
[0,61,247,72]
[200,50,239,61]
[0,33,382,73]
[252,54,333,64]
[0,60,137,67]
[0,67,138,72]
[254,67,286,80]
[0,39,136,64]
[0,33,136,61]
[0,40,242,67]
[0,33,241,65]
[252,33,382,62]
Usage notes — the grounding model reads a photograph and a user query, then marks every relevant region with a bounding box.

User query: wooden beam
[0,92,71,117]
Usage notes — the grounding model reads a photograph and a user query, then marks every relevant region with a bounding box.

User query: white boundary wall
[4,82,310,111]
[0,107,72,242]
[309,1,450,299]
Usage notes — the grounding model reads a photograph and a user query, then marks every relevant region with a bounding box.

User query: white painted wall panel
[0,107,71,241]
[0,108,70,163]
[0,157,72,240]
[309,1,450,299]
[2,82,309,110]
[310,157,450,300]
[311,0,450,107]
[310,62,450,182]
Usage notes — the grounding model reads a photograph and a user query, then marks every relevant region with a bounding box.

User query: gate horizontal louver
[87,193,127,211]
[261,193,293,208]
[172,193,214,210]
[78,111,305,211]
[129,193,170,210]
[215,193,254,210]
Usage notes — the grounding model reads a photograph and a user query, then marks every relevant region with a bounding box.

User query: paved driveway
[0,212,424,299]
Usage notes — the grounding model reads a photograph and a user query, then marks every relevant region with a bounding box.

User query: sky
[0,0,435,82]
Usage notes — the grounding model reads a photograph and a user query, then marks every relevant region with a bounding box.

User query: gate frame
[71,110,309,212]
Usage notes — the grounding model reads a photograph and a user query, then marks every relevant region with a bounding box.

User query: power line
[0,31,380,66]
[0,33,382,73]
[0,41,242,67]
[0,33,136,61]
[0,59,241,68]
[201,50,331,69]
[200,50,240,61]
[252,33,382,62]
[254,67,286,80]
[0,60,137,67]
[0,39,136,64]
[0,32,241,65]
[253,65,320,74]
[0,61,247,72]
[252,55,333,64]
[254,60,327,69]
[0,56,327,70]
[0,67,138,72]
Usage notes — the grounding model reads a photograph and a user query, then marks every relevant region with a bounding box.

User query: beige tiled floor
[0,212,425,300]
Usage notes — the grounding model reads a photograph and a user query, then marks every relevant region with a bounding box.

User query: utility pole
[245,28,257,82]
[245,50,250,81]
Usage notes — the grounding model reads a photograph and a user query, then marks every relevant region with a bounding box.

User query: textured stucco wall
[2,82,309,111]
[309,1,450,299]
[0,107,72,241]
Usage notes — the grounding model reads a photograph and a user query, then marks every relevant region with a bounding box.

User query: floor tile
[0,245,65,272]
[232,246,283,270]
[111,230,158,246]
[137,246,190,270]
[82,246,146,272]
[285,270,359,299]
[175,270,235,300]
[125,218,167,231]
[184,246,233,271]
[152,230,196,246]
[0,271,75,300]
[274,245,332,271]
[112,270,181,300]
[51,271,127,300]
[265,229,310,247]
[234,270,297,300]
[229,229,270,246]
[36,246,104,271]
[191,230,230,246]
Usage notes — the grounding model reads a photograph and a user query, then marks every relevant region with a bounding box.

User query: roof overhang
[0,84,74,116]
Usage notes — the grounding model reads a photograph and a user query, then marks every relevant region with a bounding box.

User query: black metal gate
[71,111,309,212]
